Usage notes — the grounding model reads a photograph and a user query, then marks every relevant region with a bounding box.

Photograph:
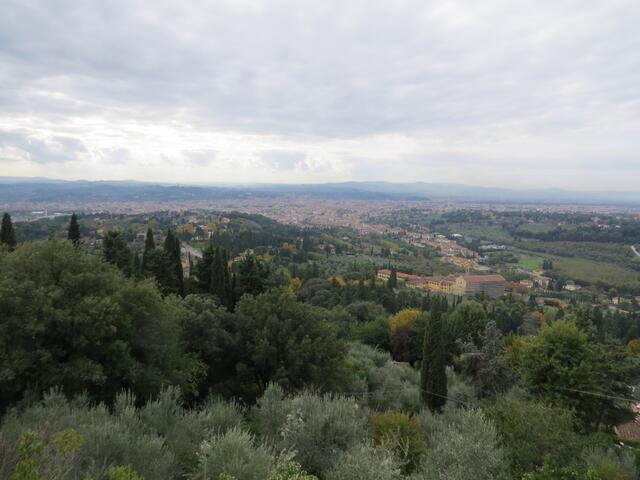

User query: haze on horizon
[1,0,639,192]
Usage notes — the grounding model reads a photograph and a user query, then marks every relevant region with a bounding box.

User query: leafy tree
[235,253,269,298]
[512,320,639,430]
[0,240,193,408]
[420,305,448,412]
[455,321,516,397]
[486,393,581,477]
[103,230,133,275]
[1,212,17,250]
[67,213,81,247]
[230,291,346,400]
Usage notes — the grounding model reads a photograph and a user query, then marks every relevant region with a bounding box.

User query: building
[377,269,420,282]
[455,275,506,299]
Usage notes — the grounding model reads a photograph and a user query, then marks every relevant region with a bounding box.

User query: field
[517,255,543,270]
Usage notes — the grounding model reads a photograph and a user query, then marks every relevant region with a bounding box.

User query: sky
[0,0,639,191]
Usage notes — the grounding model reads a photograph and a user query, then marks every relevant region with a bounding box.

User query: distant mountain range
[1,177,639,206]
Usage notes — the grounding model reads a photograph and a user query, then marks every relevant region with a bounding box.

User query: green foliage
[195,427,273,480]
[268,459,318,480]
[448,301,487,346]
[252,384,368,475]
[103,230,133,274]
[325,442,402,480]
[230,290,346,399]
[343,343,421,413]
[107,465,143,480]
[1,212,17,250]
[512,320,638,429]
[67,213,81,247]
[0,390,175,479]
[0,240,192,407]
[486,393,581,478]
[421,306,448,412]
[455,321,516,397]
[370,411,425,473]
[138,386,244,475]
[417,406,509,480]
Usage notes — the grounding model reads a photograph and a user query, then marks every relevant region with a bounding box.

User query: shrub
[252,384,368,475]
[370,411,425,472]
[485,393,581,477]
[138,387,244,475]
[417,406,509,480]
[343,343,421,413]
[325,442,402,480]
[582,448,637,480]
[0,390,174,479]
[195,427,273,480]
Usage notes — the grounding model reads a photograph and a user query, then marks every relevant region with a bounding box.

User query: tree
[420,305,448,412]
[141,228,155,272]
[486,394,581,478]
[163,229,184,296]
[0,213,17,250]
[388,269,398,290]
[0,240,193,409]
[67,213,80,247]
[456,321,516,398]
[236,253,268,298]
[103,230,132,275]
[512,320,639,430]
[224,290,346,400]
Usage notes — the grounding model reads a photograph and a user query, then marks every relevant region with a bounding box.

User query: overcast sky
[1,0,639,190]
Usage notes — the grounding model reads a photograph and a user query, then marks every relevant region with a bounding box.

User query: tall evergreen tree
[421,303,448,412]
[142,228,155,272]
[388,268,398,289]
[0,213,17,250]
[67,213,81,247]
[163,229,184,296]
[103,230,132,275]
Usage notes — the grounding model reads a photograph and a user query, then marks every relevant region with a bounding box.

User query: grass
[517,256,542,270]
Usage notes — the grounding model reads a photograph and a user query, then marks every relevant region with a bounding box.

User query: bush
[370,411,425,472]
[325,442,402,480]
[417,406,509,480]
[138,387,244,475]
[0,390,175,479]
[342,343,421,413]
[252,384,368,475]
[582,448,637,480]
[486,393,581,477]
[194,427,273,480]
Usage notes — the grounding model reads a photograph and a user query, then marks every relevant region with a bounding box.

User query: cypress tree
[388,268,398,290]
[142,228,155,272]
[163,229,184,296]
[421,304,448,412]
[67,213,81,247]
[0,213,17,250]
[144,228,155,251]
[132,251,141,278]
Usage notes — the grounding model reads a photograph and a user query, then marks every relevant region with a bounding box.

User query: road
[632,245,640,258]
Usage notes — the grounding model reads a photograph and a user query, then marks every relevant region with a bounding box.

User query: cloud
[259,150,308,170]
[0,130,87,163]
[0,0,639,190]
